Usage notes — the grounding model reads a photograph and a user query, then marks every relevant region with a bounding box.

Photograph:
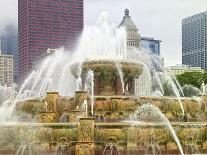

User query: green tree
[182,84,201,97]
[163,81,175,96]
[176,72,205,88]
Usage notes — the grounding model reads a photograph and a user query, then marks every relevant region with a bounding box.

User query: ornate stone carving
[76,117,95,155]
[78,118,95,142]
[45,92,59,113]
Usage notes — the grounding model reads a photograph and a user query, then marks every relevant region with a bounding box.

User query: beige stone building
[165,64,205,75]
[0,53,13,85]
[119,8,141,49]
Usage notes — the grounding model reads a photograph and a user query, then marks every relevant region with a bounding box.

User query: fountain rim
[0,122,206,128]
[83,58,144,66]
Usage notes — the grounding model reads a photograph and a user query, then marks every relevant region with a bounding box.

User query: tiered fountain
[0,12,207,155]
[0,59,207,155]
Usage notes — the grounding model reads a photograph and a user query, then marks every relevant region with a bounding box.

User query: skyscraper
[18,0,83,83]
[0,25,18,83]
[182,11,207,69]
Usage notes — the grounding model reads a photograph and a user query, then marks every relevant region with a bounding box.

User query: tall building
[0,53,13,85]
[182,11,207,69]
[0,25,18,83]
[118,9,163,96]
[118,9,162,70]
[119,9,141,49]
[119,9,151,96]
[18,0,83,83]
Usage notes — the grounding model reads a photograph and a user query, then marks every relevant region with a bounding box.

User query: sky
[0,0,207,66]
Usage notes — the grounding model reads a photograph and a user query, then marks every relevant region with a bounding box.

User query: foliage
[176,72,206,88]
[70,63,82,79]
[163,81,175,96]
[162,72,206,96]
[81,60,143,87]
[20,100,43,115]
[182,84,201,97]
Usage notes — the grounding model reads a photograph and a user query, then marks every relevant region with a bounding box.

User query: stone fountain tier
[7,92,207,155]
[7,56,207,155]
[0,122,207,155]
[14,92,207,123]
[71,59,143,96]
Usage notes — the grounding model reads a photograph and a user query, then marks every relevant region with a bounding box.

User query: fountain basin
[79,59,143,95]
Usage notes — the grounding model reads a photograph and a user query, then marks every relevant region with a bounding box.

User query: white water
[131,103,184,155]
[0,84,16,105]
[86,70,94,115]
[0,11,190,126]
[115,62,125,94]
[171,73,184,97]
[0,10,203,155]
[103,144,120,155]
[81,100,88,117]
[201,82,207,95]
[153,71,164,95]
[167,74,185,114]
[0,12,127,121]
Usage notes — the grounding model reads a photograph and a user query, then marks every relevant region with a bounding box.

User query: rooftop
[141,37,161,42]
[119,8,138,30]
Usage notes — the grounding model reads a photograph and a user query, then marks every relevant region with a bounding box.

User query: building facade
[140,37,162,71]
[165,64,204,76]
[119,9,141,49]
[182,11,207,69]
[18,0,83,83]
[140,37,161,56]
[119,9,152,96]
[0,25,18,83]
[0,54,13,85]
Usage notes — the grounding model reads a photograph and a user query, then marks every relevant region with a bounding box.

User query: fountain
[145,137,161,155]
[0,11,207,155]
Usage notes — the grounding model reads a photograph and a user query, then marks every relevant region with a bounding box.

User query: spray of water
[81,100,88,117]
[130,103,184,155]
[170,73,184,97]
[166,73,185,114]
[0,84,16,105]
[115,62,125,94]
[86,70,94,115]
[0,11,189,125]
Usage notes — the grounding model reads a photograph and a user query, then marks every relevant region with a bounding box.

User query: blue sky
[1,0,207,66]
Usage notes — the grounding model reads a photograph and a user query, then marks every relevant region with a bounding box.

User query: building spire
[119,9,140,48]
[125,8,129,16]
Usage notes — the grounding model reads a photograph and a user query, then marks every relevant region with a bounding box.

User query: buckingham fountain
[0,11,207,155]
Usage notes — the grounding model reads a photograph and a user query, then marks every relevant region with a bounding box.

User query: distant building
[18,0,84,83]
[182,11,207,69]
[0,25,18,83]
[0,53,13,85]
[140,37,161,56]
[119,9,151,96]
[165,64,205,75]
[119,9,141,49]
[140,37,162,71]
[118,9,162,71]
